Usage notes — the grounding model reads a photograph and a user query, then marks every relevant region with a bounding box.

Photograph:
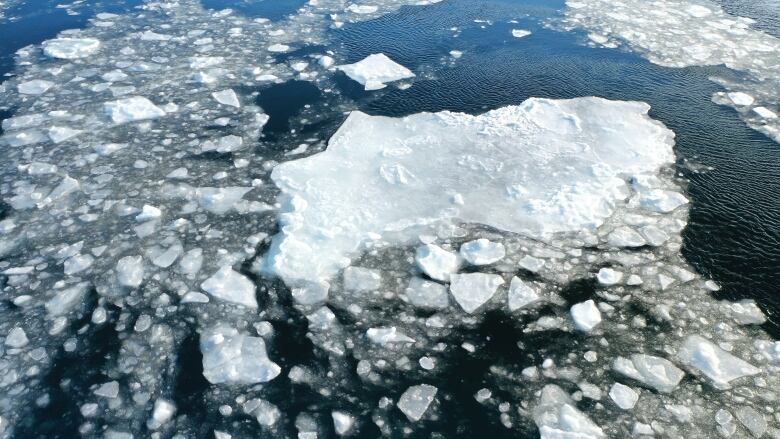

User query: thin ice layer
[267,97,675,288]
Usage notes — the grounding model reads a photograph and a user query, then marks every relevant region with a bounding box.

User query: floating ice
[267,98,676,289]
[212,89,240,108]
[720,299,766,325]
[459,238,506,265]
[404,277,449,309]
[507,277,540,311]
[397,384,437,422]
[18,79,54,95]
[42,37,100,59]
[336,53,415,90]
[415,244,461,282]
[609,383,638,410]
[596,267,622,286]
[5,327,28,348]
[116,256,144,288]
[45,283,89,316]
[612,354,685,393]
[104,96,166,124]
[343,266,382,291]
[512,29,532,38]
[534,384,605,439]
[332,411,355,435]
[449,273,505,314]
[570,299,602,332]
[200,326,281,384]
[677,335,761,389]
[200,266,258,308]
[148,399,176,430]
[366,327,415,345]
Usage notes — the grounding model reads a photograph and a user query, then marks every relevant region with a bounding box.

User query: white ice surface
[336,53,415,90]
[677,335,760,389]
[397,384,437,422]
[267,98,675,289]
[200,326,281,384]
[200,266,258,308]
[570,299,602,332]
[459,238,506,265]
[42,37,101,59]
[449,273,505,314]
[415,244,461,282]
[612,354,685,393]
[104,96,166,124]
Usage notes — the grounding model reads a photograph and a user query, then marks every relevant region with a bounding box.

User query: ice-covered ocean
[0,0,779,438]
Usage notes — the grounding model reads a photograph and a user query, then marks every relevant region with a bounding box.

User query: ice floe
[336,53,415,90]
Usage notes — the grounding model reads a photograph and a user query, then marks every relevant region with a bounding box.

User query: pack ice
[267,97,675,290]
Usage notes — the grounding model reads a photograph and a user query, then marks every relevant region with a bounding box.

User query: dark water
[1,0,779,436]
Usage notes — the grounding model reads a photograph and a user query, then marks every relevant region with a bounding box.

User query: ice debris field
[0,0,779,438]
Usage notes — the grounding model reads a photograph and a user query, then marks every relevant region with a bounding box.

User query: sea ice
[116,256,144,288]
[18,80,54,95]
[512,29,532,38]
[596,268,622,286]
[267,98,676,289]
[449,273,505,314]
[507,276,540,311]
[677,335,761,389]
[42,37,100,59]
[612,354,685,393]
[459,238,506,265]
[534,385,605,439]
[405,277,449,309]
[200,326,281,384]
[570,300,602,332]
[397,384,437,422]
[342,266,382,291]
[5,327,28,348]
[609,383,638,410]
[366,327,415,345]
[336,53,415,90]
[212,89,240,108]
[104,96,166,124]
[200,266,258,308]
[415,244,461,281]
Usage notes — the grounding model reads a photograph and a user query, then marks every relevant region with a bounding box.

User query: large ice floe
[0,0,778,437]
[561,0,780,143]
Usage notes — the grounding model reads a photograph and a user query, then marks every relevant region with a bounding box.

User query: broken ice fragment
[507,276,540,311]
[459,238,505,265]
[405,277,449,309]
[720,299,766,325]
[200,326,280,384]
[366,327,415,345]
[200,266,257,308]
[609,383,638,410]
[94,381,120,398]
[116,255,144,288]
[332,411,355,436]
[336,53,415,90]
[676,335,760,389]
[533,384,605,439]
[18,79,54,95]
[570,300,602,332]
[104,96,166,124]
[148,399,176,430]
[398,384,437,422]
[135,204,162,222]
[5,327,28,348]
[612,354,685,393]
[415,244,460,282]
[449,273,504,314]
[342,266,381,291]
[512,29,532,38]
[212,89,240,108]
[596,267,622,286]
[42,37,100,59]
[45,283,89,316]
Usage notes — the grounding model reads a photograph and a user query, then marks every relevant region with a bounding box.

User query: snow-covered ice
[449,273,505,314]
[200,326,281,384]
[200,266,258,308]
[570,299,602,332]
[397,384,437,422]
[414,244,461,282]
[612,354,685,393]
[677,335,761,389]
[609,383,638,410]
[42,37,100,59]
[336,53,415,90]
[104,96,166,124]
[459,238,506,265]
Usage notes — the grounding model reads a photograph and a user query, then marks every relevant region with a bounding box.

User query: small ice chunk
[64,254,94,275]
[45,283,89,316]
[244,398,281,427]
[5,327,29,348]
[332,411,355,435]
[596,268,622,286]
[135,204,162,222]
[512,29,532,38]
[104,96,166,124]
[148,399,175,429]
[519,255,545,272]
[42,37,100,59]
[507,276,540,311]
[727,92,755,106]
[319,55,335,68]
[612,354,684,393]
[200,326,281,384]
[94,381,120,398]
[342,266,381,291]
[366,327,415,345]
[449,273,505,314]
[459,239,505,265]
[752,106,778,119]
[18,79,54,95]
[533,384,605,439]
[415,244,460,281]
[116,256,144,288]
[201,266,258,308]
[736,406,767,438]
[212,89,240,108]
[609,383,638,410]
[268,43,290,52]
[48,126,82,143]
[570,300,602,332]
[336,53,415,90]
[405,277,449,309]
[397,384,437,422]
[721,299,766,325]
[607,226,646,247]
[676,335,761,389]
